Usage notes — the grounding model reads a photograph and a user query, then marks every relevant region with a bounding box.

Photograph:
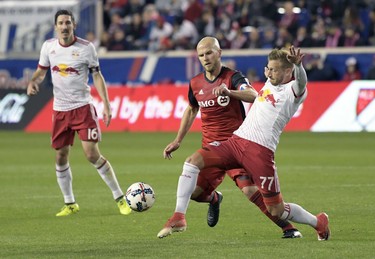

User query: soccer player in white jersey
[27,9,132,216]
[157,46,330,241]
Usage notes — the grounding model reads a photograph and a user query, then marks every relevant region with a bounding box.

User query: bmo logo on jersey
[198,96,230,107]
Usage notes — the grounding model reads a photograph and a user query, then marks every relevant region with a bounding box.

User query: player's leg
[52,110,79,216]
[75,104,131,215]
[190,168,225,227]
[55,145,80,216]
[266,201,330,241]
[157,160,200,238]
[80,140,131,215]
[243,141,330,241]
[229,169,302,238]
[158,140,237,238]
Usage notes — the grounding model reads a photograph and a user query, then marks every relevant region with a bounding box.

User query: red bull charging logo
[258,89,278,107]
[51,64,80,77]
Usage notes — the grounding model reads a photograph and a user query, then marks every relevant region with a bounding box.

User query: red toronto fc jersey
[188,66,250,146]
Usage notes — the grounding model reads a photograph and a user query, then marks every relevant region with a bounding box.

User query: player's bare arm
[212,84,258,103]
[92,71,112,127]
[27,68,47,96]
[163,105,199,159]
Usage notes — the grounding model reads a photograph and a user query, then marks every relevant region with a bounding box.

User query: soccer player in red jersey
[27,10,131,216]
[162,36,302,238]
[158,45,330,241]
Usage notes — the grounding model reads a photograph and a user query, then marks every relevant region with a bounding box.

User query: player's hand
[287,46,305,65]
[163,141,180,159]
[27,82,39,96]
[102,106,112,127]
[212,85,231,97]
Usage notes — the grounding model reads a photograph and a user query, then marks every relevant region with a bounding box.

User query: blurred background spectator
[365,55,375,79]
[293,26,313,48]
[168,15,199,50]
[246,68,261,83]
[222,59,237,70]
[303,53,338,81]
[368,7,375,45]
[107,28,134,51]
[342,56,362,81]
[85,31,100,49]
[148,15,173,51]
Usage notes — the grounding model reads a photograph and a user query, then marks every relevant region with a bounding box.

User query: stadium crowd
[2,0,375,90]
[100,0,375,52]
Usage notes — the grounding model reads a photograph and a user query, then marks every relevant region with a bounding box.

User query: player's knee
[185,156,197,166]
[241,185,258,199]
[55,147,69,165]
[267,205,284,218]
[185,152,204,169]
[190,190,199,200]
[86,152,101,164]
[191,185,203,200]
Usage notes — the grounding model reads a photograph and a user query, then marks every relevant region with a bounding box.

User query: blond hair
[268,49,293,69]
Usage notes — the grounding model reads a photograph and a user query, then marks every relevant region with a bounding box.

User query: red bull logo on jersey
[258,89,279,107]
[51,64,80,77]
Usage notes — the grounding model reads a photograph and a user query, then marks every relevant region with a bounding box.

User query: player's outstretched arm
[27,68,47,96]
[163,105,199,159]
[287,46,307,95]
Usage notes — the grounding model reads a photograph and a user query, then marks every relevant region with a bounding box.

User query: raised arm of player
[27,67,47,96]
[287,46,307,96]
[92,70,112,127]
[163,105,199,159]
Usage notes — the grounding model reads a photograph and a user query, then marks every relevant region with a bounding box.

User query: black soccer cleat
[207,191,223,227]
[282,228,303,239]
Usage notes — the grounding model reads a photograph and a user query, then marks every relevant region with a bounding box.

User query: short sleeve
[231,71,251,90]
[38,41,50,68]
[87,42,99,68]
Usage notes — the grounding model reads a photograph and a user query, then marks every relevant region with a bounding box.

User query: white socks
[56,163,75,204]
[175,162,200,214]
[281,203,318,227]
[93,156,123,200]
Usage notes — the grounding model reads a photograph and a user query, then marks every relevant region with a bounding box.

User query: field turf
[0,131,374,258]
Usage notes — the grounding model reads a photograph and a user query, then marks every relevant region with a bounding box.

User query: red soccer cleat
[157,212,187,238]
[315,213,330,241]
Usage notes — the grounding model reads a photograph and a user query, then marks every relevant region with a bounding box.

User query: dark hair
[54,10,75,25]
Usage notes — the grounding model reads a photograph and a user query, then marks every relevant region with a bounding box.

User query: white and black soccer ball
[125,182,155,212]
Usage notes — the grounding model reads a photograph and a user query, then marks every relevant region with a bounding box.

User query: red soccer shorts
[198,135,282,206]
[197,167,255,196]
[51,104,101,149]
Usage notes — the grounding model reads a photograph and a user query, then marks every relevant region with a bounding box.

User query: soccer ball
[125,182,155,212]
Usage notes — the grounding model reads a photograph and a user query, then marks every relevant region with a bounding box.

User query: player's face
[55,15,76,44]
[197,45,220,73]
[265,60,292,86]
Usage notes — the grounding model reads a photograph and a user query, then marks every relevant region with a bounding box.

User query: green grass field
[0,131,374,258]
